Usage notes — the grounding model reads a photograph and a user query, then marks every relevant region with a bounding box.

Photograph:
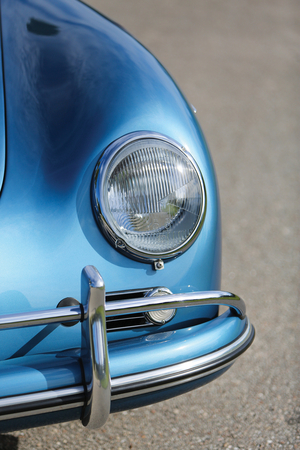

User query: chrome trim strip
[111,320,254,399]
[0,306,82,330]
[0,402,84,421]
[112,362,234,401]
[0,290,245,330]
[106,290,246,319]
[0,387,85,409]
[0,387,85,421]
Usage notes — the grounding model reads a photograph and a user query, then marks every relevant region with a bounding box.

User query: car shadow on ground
[0,434,18,450]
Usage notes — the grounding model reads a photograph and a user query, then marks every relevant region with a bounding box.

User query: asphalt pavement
[2,0,299,449]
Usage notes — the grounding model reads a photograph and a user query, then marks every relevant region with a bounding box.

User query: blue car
[0,0,254,432]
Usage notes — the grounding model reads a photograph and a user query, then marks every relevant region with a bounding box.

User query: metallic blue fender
[0,0,253,432]
[0,0,221,355]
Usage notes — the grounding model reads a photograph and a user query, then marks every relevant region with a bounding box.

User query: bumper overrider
[0,266,254,430]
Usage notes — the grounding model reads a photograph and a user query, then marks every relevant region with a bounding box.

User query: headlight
[92,132,206,263]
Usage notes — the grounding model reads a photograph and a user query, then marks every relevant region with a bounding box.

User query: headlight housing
[92,132,206,263]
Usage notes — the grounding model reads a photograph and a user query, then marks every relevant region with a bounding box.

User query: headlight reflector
[92,132,206,262]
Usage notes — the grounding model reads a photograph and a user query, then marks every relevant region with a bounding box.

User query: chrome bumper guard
[0,265,254,429]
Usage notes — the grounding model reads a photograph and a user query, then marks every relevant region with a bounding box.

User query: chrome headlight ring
[92,132,206,263]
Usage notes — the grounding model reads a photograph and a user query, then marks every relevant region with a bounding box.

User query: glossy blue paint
[0,0,235,423]
[110,311,245,377]
[0,0,221,361]
[0,352,82,397]
[0,33,5,193]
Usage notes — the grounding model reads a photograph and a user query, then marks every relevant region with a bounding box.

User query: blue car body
[0,0,254,432]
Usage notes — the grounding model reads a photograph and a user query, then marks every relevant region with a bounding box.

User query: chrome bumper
[0,266,254,429]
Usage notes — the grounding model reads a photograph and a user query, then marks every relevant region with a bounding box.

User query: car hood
[1,0,188,195]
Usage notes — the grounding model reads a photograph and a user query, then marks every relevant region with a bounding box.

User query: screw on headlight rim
[154,260,164,271]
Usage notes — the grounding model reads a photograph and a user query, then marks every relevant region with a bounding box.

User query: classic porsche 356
[0,0,254,432]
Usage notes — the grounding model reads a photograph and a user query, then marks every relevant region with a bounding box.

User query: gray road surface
[2,0,300,449]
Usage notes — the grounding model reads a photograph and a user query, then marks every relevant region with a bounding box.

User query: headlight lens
[92,132,206,262]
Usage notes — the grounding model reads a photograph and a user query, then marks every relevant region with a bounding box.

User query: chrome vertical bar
[81,266,111,429]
